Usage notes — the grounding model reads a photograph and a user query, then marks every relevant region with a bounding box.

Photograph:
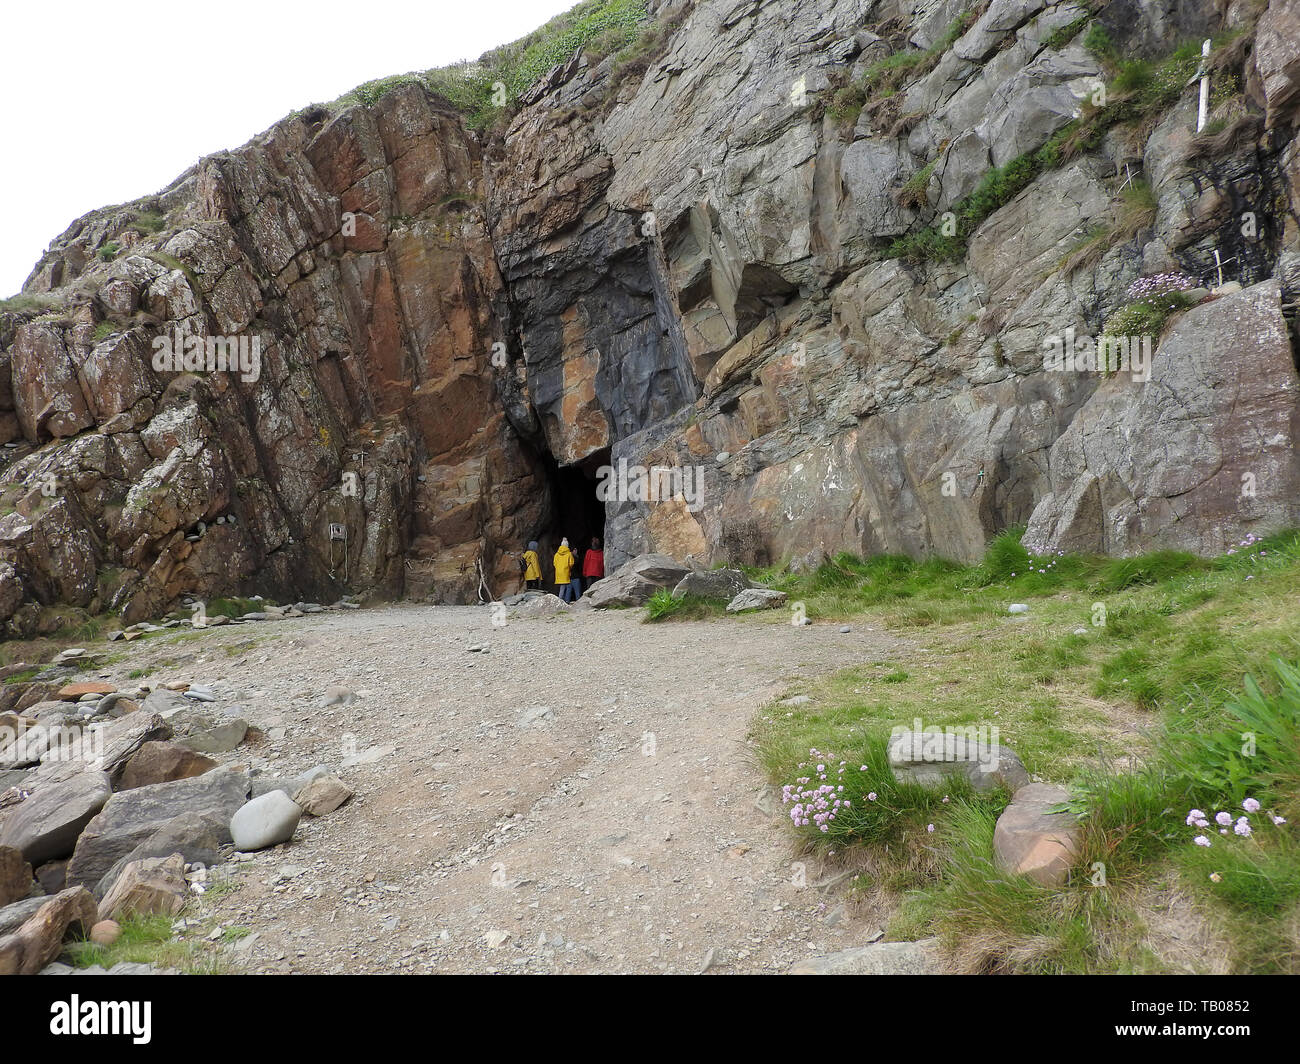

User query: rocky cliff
[3,0,1300,632]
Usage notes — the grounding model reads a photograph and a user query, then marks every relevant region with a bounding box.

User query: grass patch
[752,528,1300,972]
[643,588,728,622]
[65,913,231,975]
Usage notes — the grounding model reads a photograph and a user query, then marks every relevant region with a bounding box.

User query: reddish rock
[993,784,1081,888]
[97,853,188,922]
[0,886,97,975]
[119,741,217,790]
[89,919,121,946]
[57,682,116,700]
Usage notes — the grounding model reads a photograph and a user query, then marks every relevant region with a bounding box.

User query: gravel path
[115,602,910,974]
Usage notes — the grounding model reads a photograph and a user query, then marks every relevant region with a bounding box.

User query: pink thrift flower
[1242,798,1261,812]
[1194,836,1211,847]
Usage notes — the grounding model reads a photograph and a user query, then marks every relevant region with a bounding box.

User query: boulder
[90,920,121,946]
[0,769,112,865]
[789,937,942,975]
[34,860,67,895]
[97,853,188,923]
[65,770,249,890]
[888,730,1030,794]
[230,790,302,852]
[139,689,190,717]
[993,783,1080,888]
[671,568,753,599]
[293,775,353,817]
[55,682,115,701]
[0,844,34,907]
[0,886,97,976]
[725,588,788,612]
[1024,282,1300,556]
[0,894,51,935]
[118,741,217,790]
[168,710,248,754]
[584,555,691,607]
[93,812,226,899]
[26,712,174,786]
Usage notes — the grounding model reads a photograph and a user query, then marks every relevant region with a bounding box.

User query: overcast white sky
[0,0,576,296]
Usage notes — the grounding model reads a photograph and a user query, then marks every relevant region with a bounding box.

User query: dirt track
[110,601,912,973]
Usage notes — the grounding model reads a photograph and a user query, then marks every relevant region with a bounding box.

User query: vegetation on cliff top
[329,0,650,129]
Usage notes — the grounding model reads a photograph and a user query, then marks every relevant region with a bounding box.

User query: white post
[1214,248,1224,289]
[1196,38,1211,133]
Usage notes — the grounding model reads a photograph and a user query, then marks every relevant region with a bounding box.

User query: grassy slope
[656,530,1300,973]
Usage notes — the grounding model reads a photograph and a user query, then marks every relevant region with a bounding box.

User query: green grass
[202,596,271,619]
[642,588,728,622]
[0,293,58,314]
[333,0,649,129]
[1043,14,1090,51]
[65,914,231,975]
[888,34,1219,264]
[751,528,1300,971]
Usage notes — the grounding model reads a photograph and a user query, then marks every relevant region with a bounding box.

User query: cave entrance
[544,446,609,554]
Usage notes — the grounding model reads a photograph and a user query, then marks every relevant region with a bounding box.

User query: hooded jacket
[553,544,576,584]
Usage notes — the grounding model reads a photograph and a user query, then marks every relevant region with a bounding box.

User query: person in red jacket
[581,536,605,593]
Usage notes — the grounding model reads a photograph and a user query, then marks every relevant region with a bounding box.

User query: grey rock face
[1023,281,1300,555]
[3,0,1298,629]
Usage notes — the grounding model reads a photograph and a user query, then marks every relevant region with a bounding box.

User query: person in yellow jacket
[522,541,542,591]
[553,538,579,602]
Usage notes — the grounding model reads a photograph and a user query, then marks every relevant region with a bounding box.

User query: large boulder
[0,769,112,865]
[584,555,691,608]
[65,769,249,889]
[118,741,217,790]
[671,568,753,600]
[1024,282,1300,556]
[93,812,226,900]
[888,730,1030,794]
[23,713,173,788]
[0,886,97,976]
[230,790,302,852]
[993,783,1081,888]
[725,588,788,613]
[97,853,188,923]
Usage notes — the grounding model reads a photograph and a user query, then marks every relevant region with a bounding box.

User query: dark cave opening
[539,446,609,559]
